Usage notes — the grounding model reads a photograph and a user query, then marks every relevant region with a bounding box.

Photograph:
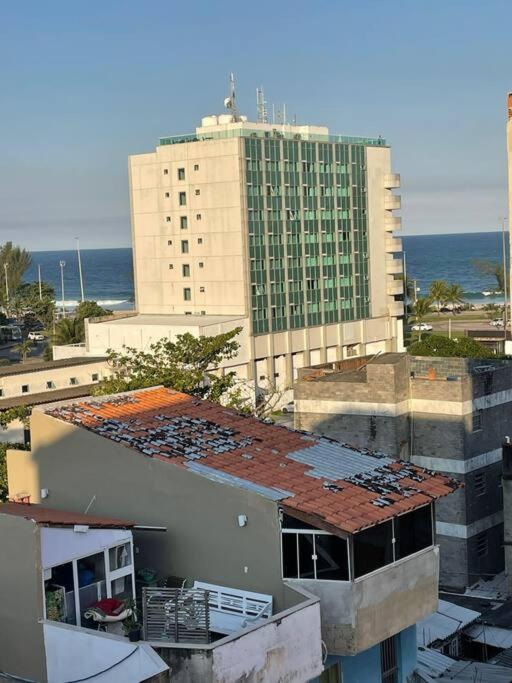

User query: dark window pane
[353,520,393,578]
[298,534,315,578]
[282,533,298,578]
[395,505,432,561]
[315,534,349,580]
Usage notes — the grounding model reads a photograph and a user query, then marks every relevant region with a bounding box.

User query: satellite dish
[224,97,233,109]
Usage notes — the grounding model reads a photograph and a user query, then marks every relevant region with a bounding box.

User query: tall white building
[59,92,405,390]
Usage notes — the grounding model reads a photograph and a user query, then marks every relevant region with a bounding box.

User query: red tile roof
[42,388,460,535]
[0,502,134,528]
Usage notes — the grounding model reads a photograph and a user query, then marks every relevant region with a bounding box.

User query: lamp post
[502,217,509,352]
[59,260,66,318]
[76,237,85,302]
[3,263,9,312]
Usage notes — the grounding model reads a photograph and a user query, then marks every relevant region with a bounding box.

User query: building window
[472,410,483,432]
[199,262,204,268]
[199,286,205,293]
[201,310,206,315]
[194,164,199,171]
[69,377,79,386]
[476,532,488,557]
[198,238,203,245]
[179,192,186,206]
[167,240,172,245]
[178,168,185,180]
[168,264,173,270]
[183,288,191,301]
[165,192,170,198]
[474,470,486,496]
[181,240,189,254]
[185,311,192,315]
[380,636,398,683]
[163,169,168,175]
[21,385,29,394]
[166,216,171,223]
[318,662,341,683]
[196,214,202,221]
[281,514,350,581]
[195,189,200,196]
[182,264,190,277]
[46,381,55,390]
[0,389,3,397]
[180,216,188,230]
[91,373,99,382]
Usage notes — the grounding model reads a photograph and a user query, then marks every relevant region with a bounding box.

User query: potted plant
[122,603,142,642]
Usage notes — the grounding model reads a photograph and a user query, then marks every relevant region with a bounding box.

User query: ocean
[24,232,507,310]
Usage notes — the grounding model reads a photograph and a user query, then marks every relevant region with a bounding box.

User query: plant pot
[128,627,141,642]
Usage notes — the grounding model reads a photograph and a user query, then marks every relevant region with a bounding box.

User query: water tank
[201,115,218,127]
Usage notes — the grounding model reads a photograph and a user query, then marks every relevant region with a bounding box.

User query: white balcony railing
[387,279,404,296]
[386,258,403,275]
[388,301,404,317]
[385,237,402,253]
[385,216,402,231]
[384,195,401,210]
[384,173,401,189]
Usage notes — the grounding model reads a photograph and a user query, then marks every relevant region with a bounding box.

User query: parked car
[28,331,45,341]
[411,322,433,332]
[490,319,504,327]
[282,401,295,414]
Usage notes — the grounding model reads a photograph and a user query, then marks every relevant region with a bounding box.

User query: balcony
[388,300,404,317]
[386,257,403,275]
[144,583,323,682]
[384,173,401,189]
[384,195,401,210]
[385,216,402,232]
[385,236,402,254]
[387,278,404,296]
[288,547,439,656]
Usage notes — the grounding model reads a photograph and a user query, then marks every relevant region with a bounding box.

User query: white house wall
[41,527,132,569]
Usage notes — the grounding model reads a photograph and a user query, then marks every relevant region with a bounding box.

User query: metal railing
[142,587,210,644]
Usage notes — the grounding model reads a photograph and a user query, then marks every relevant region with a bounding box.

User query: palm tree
[52,318,84,345]
[472,260,504,293]
[445,283,465,312]
[412,297,433,340]
[429,280,448,314]
[0,242,32,308]
[14,339,33,363]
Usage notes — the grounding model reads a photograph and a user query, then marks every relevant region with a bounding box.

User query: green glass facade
[246,135,371,335]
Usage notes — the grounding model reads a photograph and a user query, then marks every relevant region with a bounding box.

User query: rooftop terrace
[41,387,458,535]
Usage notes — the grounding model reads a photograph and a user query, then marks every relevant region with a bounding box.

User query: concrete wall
[11,409,292,612]
[0,515,47,682]
[288,546,439,656]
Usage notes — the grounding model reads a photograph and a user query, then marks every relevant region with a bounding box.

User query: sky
[1,0,512,251]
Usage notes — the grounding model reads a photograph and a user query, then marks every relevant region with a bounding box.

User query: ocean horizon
[22,231,508,310]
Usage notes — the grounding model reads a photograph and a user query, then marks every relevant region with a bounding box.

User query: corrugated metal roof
[441,660,512,682]
[185,462,293,500]
[417,600,481,646]
[465,624,512,649]
[287,440,392,480]
[491,645,512,668]
[417,647,455,676]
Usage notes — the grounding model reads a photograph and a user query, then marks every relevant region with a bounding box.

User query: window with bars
[380,636,398,683]
[474,470,486,496]
[472,410,483,432]
[476,532,488,557]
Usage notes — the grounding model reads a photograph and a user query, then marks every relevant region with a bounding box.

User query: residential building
[6,386,458,682]
[55,92,404,392]
[294,353,512,590]
[0,503,168,683]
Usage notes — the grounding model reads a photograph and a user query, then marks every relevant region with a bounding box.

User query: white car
[282,401,295,414]
[411,322,433,332]
[28,331,45,341]
[490,319,504,327]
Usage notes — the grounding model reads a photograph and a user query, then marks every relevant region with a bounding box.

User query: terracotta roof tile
[0,502,134,528]
[41,387,461,535]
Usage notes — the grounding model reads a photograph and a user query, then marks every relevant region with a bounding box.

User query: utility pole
[413,279,418,305]
[76,237,85,302]
[59,260,66,318]
[502,217,509,352]
[38,265,42,301]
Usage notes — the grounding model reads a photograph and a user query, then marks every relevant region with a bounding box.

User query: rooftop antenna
[224,72,241,121]
[256,87,268,123]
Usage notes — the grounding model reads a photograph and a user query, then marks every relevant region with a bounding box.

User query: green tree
[408,334,495,359]
[429,280,449,314]
[412,297,432,340]
[94,328,243,404]
[13,339,33,363]
[52,318,84,345]
[0,242,32,308]
[471,260,505,293]
[12,281,56,329]
[445,283,465,311]
[75,300,112,322]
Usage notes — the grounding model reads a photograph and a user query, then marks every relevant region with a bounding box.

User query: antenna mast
[224,72,241,121]
[256,87,268,123]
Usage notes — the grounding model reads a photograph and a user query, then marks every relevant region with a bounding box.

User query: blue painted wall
[314,625,417,683]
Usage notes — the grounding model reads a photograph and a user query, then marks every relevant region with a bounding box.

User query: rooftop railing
[159,129,386,147]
